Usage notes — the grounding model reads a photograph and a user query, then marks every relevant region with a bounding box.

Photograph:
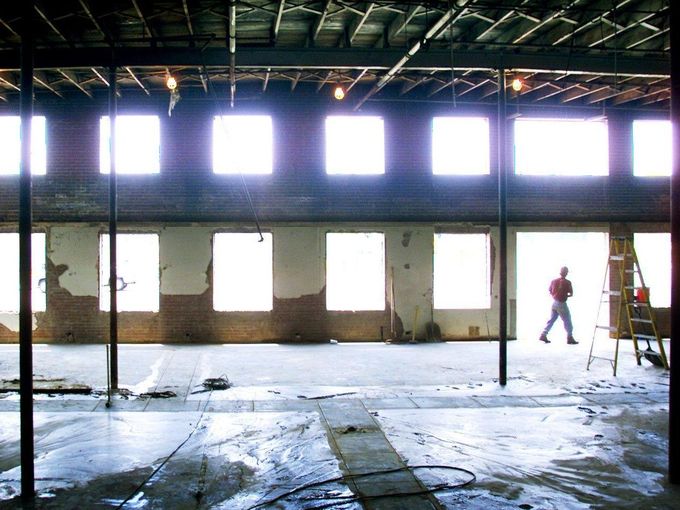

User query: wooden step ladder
[587,237,669,376]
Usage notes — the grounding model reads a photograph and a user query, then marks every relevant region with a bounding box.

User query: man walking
[540,266,578,345]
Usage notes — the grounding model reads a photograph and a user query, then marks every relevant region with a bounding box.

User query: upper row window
[0,115,671,177]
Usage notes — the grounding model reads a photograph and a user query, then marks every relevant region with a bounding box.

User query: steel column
[669,0,679,485]
[497,68,508,387]
[19,0,35,502]
[108,65,118,390]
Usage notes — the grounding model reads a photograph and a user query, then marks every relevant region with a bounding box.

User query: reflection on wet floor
[0,342,675,508]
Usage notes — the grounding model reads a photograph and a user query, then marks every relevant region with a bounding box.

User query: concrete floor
[0,339,677,509]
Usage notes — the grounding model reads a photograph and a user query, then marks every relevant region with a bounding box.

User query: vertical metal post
[669,0,679,485]
[108,65,118,390]
[497,68,508,386]
[19,0,35,502]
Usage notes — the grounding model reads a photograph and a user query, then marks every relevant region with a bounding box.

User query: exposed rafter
[387,4,419,45]
[273,0,285,42]
[182,0,194,37]
[312,0,333,42]
[348,3,374,45]
[355,0,473,109]
[34,72,64,98]
[58,69,93,98]
[78,0,111,44]
[131,0,155,39]
[35,3,69,44]
[125,66,150,95]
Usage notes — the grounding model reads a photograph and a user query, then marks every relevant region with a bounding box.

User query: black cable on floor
[115,407,208,509]
[245,464,476,510]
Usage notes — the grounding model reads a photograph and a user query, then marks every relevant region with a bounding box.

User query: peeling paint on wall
[49,226,99,297]
[0,313,38,333]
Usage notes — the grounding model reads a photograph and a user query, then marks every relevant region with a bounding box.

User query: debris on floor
[139,390,177,399]
[297,392,357,400]
[0,377,92,395]
[191,376,233,394]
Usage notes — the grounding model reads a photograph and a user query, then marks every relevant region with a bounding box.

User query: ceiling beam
[346,68,367,92]
[273,0,285,42]
[78,0,111,44]
[387,5,419,44]
[355,0,473,109]
[0,17,19,39]
[587,9,669,49]
[0,73,20,91]
[348,3,374,45]
[125,66,150,95]
[0,47,668,78]
[35,3,69,44]
[182,0,194,37]
[513,0,585,45]
[34,73,64,98]
[58,69,93,98]
[130,0,154,39]
[550,0,634,46]
[312,0,333,42]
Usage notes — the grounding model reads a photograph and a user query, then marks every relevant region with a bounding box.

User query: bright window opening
[100,233,159,312]
[434,233,490,309]
[326,233,385,311]
[514,118,608,176]
[213,116,273,174]
[634,233,670,307]
[326,116,384,175]
[213,233,273,311]
[633,120,671,177]
[0,116,47,175]
[432,117,490,175]
[100,115,160,174]
[0,233,46,313]
[516,232,609,341]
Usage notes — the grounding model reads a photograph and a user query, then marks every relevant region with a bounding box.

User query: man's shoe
[567,337,579,345]
[539,334,551,343]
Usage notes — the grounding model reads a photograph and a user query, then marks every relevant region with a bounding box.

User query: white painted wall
[273,226,324,299]
[385,226,433,338]
[160,227,213,295]
[49,226,100,297]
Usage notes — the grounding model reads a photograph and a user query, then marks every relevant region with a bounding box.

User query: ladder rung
[633,334,658,341]
[631,318,653,324]
[627,302,649,307]
[603,290,621,296]
[610,255,625,261]
[624,269,641,273]
[596,325,618,332]
[589,355,616,363]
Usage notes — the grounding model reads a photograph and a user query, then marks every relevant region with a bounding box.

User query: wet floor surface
[0,341,676,509]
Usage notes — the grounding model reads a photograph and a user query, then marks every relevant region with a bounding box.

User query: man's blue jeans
[542,300,573,336]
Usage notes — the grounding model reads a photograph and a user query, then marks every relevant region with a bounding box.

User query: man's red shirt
[549,277,573,302]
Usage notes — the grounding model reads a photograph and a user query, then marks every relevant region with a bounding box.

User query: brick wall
[0,97,670,343]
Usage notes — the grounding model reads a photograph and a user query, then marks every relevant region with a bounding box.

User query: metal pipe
[108,65,118,390]
[19,0,35,502]
[669,0,679,485]
[497,68,508,387]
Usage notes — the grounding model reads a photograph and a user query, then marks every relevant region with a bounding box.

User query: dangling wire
[449,0,456,107]
[201,62,264,242]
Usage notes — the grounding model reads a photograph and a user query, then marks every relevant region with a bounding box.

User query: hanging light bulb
[511,78,523,92]
[333,85,345,100]
[166,75,177,90]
